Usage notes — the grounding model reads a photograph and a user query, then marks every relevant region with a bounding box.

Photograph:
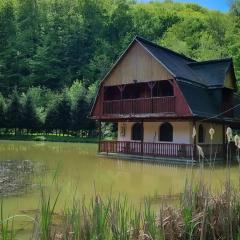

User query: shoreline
[0,134,98,144]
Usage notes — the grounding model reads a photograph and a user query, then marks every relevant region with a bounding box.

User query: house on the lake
[90,36,240,163]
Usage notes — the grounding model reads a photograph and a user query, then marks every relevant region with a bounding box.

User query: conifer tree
[6,89,23,135]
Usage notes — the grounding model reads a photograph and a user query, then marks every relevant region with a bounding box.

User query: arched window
[159,122,173,142]
[198,124,204,143]
[131,123,143,141]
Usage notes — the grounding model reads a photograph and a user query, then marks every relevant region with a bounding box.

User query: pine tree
[6,89,23,135]
[0,94,6,130]
[44,99,60,134]
[71,96,89,133]
[57,93,71,135]
[22,95,39,133]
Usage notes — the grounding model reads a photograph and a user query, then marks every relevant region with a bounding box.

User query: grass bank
[0,134,98,143]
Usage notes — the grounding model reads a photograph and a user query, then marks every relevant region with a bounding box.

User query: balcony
[103,96,176,115]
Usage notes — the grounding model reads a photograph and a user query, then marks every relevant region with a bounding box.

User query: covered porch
[97,120,228,164]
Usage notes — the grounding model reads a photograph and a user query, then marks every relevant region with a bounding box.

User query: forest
[0,0,240,136]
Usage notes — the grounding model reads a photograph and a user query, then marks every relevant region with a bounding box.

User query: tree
[44,99,60,134]
[6,89,23,134]
[56,93,71,135]
[0,94,6,130]
[67,80,86,108]
[22,95,40,133]
[71,96,90,133]
[230,0,240,16]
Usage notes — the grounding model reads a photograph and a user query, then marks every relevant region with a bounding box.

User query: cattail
[192,127,196,139]
[209,128,215,140]
[197,145,204,158]
[226,127,233,143]
[234,135,239,147]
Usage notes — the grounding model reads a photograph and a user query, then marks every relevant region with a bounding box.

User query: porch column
[193,120,197,160]
[222,123,226,160]
[141,120,144,156]
[98,121,102,153]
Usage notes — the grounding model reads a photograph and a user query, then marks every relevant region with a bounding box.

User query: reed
[39,187,60,240]
[0,200,15,240]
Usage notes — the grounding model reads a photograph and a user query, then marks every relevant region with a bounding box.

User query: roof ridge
[135,36,196,62]
[188,58,232,66]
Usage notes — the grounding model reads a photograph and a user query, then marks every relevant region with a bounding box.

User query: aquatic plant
[38,187,60,240]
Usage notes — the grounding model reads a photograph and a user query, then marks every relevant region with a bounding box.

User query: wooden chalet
[90,36,240,163]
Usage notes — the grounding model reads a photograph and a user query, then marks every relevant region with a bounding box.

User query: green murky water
[0,140,239,238]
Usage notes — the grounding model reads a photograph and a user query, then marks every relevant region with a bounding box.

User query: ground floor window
[159,122,173,142]
[131,123,143,141]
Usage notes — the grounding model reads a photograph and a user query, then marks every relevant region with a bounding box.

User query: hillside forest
[0,0,240,136]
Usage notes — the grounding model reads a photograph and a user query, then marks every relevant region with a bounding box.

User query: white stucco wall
[117,121,224,144]
[196,122,223,144]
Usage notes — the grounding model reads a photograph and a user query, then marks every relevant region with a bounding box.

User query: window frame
[159,122,173,142]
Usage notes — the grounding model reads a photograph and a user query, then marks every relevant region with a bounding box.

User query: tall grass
[0,200,15,240]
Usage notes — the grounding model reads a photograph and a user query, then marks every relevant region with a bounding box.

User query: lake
[0,140,239,238]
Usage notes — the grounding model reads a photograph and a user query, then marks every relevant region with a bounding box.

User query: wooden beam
[98,121,102,153]
[222,123,226,160]
[193,120,197,160]
[141,120,144,156]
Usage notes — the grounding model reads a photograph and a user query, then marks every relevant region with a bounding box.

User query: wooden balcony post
[98,121,102,153]
[117,85,125,114]
[222,123,226,160]
[148,81,155,113]
[141,120,144,156]
[193,120,197,160]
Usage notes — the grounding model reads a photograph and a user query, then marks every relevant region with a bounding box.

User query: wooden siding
[104,42,173,86]
[224,68,235,89]
[91,87,104,117]
[173,80,192,116]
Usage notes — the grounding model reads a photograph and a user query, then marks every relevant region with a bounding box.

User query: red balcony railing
[103,96,175,115]
[99,141,224,160]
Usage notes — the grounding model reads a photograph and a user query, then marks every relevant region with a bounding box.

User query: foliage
[0,0,239,93]
[0,0,240,134]
[0,94,6,129]
[6,89,23,134]
[22,94,40,132]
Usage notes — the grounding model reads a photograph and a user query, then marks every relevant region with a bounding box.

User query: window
[131,123,143,141]
[159,122,173,142]
[198,124,204,143]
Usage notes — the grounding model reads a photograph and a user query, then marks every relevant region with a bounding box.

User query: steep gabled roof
[135,36,203,86]
[177,82,221,117]
[90,36,239,120]
[188,59,232,87]
[135,36,236,89]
